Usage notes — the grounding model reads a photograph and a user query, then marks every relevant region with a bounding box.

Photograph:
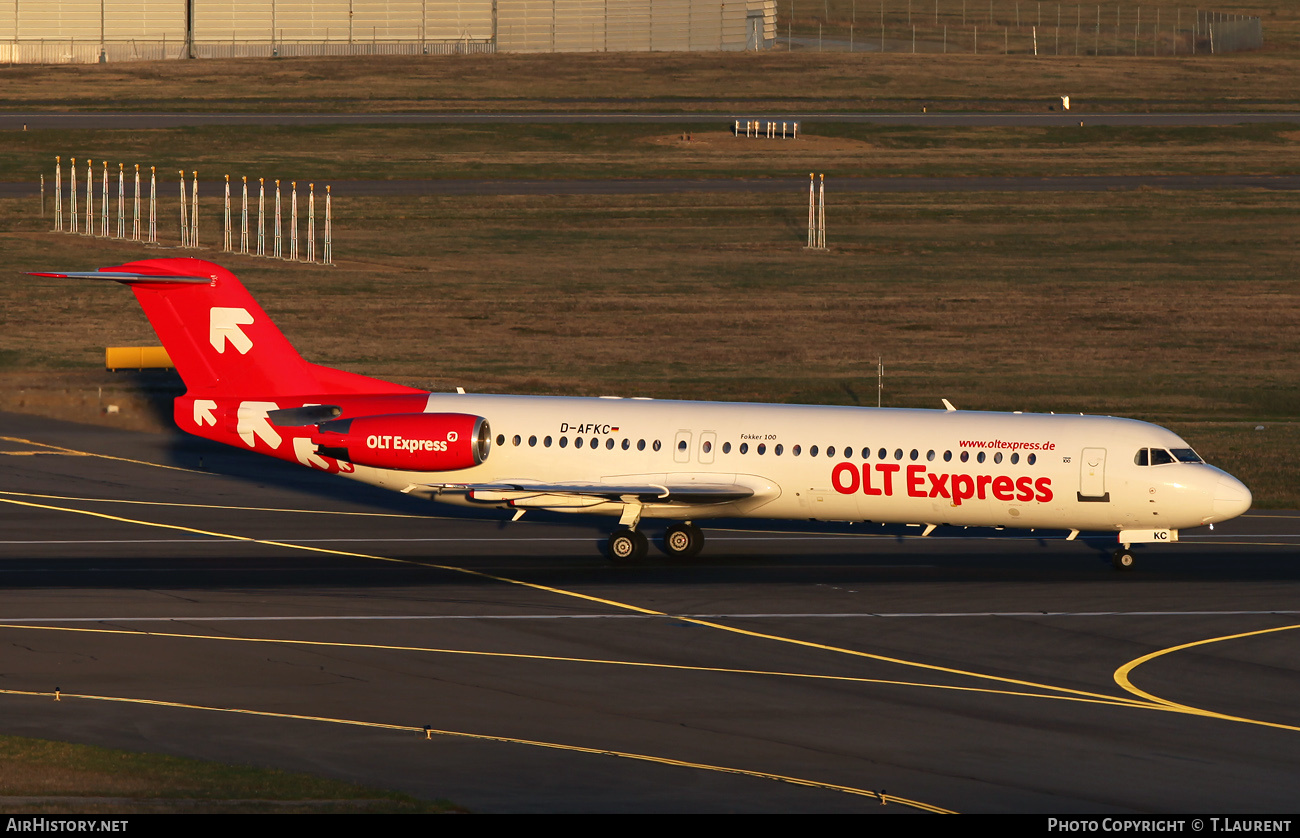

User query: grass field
[7,122,1300,185]
[0,735,457,813]
[2,50,1300,115]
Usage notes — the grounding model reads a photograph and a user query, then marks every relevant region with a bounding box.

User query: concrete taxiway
[0,411,1296,812]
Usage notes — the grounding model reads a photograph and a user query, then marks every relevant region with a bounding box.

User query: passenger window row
[492,433,1039,466]
[496,434,662,452]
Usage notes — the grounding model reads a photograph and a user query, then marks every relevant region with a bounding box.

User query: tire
[663,523,704,560]
[607,529,648,562]
[1112,548,1136,571]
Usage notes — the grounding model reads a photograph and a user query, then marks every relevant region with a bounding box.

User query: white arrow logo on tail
[193,400,218,427]
[236,401,282,450]
[210,307,254,354]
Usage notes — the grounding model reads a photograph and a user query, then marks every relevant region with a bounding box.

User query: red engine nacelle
[312,413,490,471]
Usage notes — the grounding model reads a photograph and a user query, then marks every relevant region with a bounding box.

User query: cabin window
[677,440,688,451]
[960,450,969,462]
[810,445,819,457]
[544,436,553,448]
[621,439,630,450]
[757,443,767,455]
[775,444,783,456]
[862,447,871,460]
[793,444,801,456]
[993,452,1003,464]
[909,449,919,461]
[894,448,904,460]
[559,436,569,448]
[1010,452,1019,464]
[653,440,662,452]
[496,434,505,447]
[590,437,598,449]
[574,437,583,449]
[943,450,952,462]
[739,443,749,454]
[512,435,521,447]
[702,440,712,454]
[529,435,538,447]
[927,450,935,461]
[637,439,646,451]
[722,441,732,454]
[1027,453,1036,465]
[976,451,986,463]
[606,438,615,450]
[878,447,887,460]
[827,446,836,457]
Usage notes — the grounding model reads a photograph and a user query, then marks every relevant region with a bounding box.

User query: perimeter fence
[781,2,1263,54]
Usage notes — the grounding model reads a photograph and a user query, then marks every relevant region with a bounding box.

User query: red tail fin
[35,258,419,398]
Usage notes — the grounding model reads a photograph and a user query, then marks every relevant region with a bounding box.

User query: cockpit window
[1137,447,1187,466]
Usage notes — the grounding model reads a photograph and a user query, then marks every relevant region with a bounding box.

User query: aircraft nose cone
[1211,474,1252,522]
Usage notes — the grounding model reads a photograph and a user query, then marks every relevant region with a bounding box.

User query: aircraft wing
[428,481,756,504]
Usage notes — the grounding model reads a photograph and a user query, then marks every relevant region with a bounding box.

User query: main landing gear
[607,528,649,562]
[1112,546,1136,571]
[605,522,705,562]
[663,522,704,560]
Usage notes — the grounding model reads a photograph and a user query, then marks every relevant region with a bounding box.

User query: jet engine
[312,413,490,471]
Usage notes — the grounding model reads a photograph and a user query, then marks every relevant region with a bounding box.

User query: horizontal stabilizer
[29,271,212,284]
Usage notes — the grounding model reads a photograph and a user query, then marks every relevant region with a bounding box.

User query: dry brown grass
[0,735,455,813]
[6,121,1299,189]
[1,50,1298,115]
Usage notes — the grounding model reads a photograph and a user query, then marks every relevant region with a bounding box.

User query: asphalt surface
[0,411,1296,812]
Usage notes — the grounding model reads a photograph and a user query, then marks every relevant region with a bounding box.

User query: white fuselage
[342,394,1251,536]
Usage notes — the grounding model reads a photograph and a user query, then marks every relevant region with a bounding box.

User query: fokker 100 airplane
[34,258,1252,570]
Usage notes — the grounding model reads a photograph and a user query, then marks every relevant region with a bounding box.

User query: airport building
[0,0,777,62]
